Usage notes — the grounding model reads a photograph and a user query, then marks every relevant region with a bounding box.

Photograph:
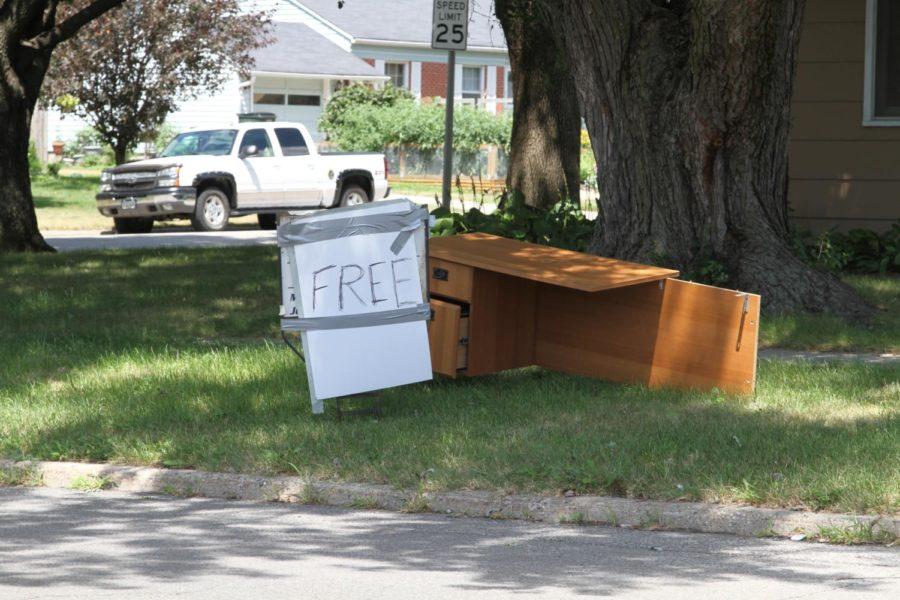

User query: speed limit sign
[432,0,469,51]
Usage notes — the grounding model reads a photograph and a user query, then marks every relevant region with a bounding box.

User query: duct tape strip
[281,303,430,332]
[277,205,429,255]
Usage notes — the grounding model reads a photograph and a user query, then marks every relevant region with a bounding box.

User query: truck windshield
[160,130,238,157]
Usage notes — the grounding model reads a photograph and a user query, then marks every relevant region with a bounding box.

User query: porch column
[411,61,422,100]
[485,66,497,114]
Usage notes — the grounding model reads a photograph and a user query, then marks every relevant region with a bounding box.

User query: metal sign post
[432,0,469,210]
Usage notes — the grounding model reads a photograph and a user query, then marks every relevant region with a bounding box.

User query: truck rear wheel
[113,217,154,234]
[257,213,277,230]
[192,187,230,232]
[340,184,370,207]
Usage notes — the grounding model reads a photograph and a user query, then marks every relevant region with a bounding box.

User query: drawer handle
[433,267,449,281]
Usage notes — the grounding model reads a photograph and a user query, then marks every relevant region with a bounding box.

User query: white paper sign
[281,201,433,413]
[432,0,469,51]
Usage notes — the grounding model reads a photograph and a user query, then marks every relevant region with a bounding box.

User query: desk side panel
[535,282,662,383]
[467,270,537,375]
[535,280,759,394]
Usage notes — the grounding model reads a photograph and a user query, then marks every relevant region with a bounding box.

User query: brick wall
[497,66,505,98]
[421,62,448,98]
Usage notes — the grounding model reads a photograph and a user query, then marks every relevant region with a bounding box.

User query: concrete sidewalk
[1,487,896,600]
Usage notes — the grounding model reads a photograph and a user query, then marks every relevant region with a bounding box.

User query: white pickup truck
[96,122,390,233]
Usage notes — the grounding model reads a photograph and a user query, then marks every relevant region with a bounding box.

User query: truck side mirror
[240,144,259,159]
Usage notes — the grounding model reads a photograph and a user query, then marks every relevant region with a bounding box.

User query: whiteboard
[281,201,432,413]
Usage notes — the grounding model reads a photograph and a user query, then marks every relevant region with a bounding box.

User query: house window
[254,93,285,105]
[505,68,513,99]
[462,66,482,99]
[288,94,321,106]
[385,63,407,89]
[874,0,900,117]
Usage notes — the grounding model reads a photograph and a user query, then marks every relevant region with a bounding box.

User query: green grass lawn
[1,247,897,514]
[762,275,900,353]
[32,171,108,230]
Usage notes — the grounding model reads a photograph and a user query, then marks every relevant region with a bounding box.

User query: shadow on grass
[4,343,898,514]
[0,246,282,344]
[1,487,896,595]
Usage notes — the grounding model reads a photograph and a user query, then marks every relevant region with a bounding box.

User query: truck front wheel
[192,188,230,232]
[340,184,370,207]
[113,217,154,234]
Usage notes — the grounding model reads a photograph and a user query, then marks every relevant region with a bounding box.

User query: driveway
[0,487,896,599]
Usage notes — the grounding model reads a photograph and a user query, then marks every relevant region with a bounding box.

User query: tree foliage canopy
[43,0,270,163]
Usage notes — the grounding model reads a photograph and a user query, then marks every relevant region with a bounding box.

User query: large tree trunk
[113,141,129,166]
[0,21,53,253]
[0,98,51,252]
[539,0,871,318]
[495,0,582,208]
[1,0,126,253]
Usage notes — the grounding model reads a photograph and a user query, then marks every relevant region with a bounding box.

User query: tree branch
[21,0,125,51]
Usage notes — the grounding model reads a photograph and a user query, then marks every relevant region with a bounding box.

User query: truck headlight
[157,166,180,187]
[100,184,112,192]
[100,171,112,183]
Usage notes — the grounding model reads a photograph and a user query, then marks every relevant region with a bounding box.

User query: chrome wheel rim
[203,195,226,227]
[345,191,365,206]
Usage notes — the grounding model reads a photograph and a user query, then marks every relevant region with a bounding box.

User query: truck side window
[239,129,274,157]
[275,128,309,157]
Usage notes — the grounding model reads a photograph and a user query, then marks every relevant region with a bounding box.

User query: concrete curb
[2,459,896,541]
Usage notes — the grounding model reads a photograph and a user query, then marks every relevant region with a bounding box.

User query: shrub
[324,98,512,161]
[46,162,61,177]
[792,224,900,275]
[319,83,413,137]
[431,194,595,252]
[65,127,103,156]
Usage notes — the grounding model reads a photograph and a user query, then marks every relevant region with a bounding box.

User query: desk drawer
[429,259,473,303]
[429,299,469,377]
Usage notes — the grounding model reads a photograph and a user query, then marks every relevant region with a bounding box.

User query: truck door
[236,128,282,207]
[273,127,321,207]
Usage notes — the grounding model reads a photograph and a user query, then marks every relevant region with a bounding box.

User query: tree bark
[538,0,872,318]
[113,142,129,166]
[0,16,53,252]
[495,0,582,208]
[0,96,52,252]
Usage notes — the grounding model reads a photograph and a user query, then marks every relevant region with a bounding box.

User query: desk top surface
[430,233,679,292]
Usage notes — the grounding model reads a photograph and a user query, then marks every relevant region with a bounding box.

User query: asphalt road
[0,487,896,599]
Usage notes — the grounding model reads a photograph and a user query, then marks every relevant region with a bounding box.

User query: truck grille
[110,172,157,192]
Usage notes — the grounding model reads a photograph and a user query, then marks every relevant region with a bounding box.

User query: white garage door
[253,86,324,140]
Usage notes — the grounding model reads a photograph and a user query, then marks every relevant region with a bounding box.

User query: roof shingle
[251,21,386,77]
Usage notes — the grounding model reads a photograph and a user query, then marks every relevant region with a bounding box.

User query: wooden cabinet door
[429,299,462,377]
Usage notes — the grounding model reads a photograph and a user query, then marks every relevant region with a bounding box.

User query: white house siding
[40,73,244,148]
[166,74,245,132]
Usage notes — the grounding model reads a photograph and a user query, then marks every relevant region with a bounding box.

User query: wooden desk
[427,233,760,394]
